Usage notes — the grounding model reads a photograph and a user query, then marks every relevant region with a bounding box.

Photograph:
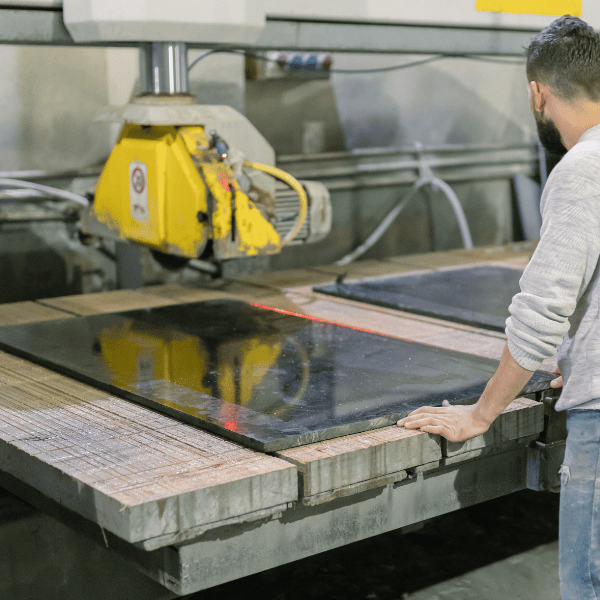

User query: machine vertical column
[139,42,189,95]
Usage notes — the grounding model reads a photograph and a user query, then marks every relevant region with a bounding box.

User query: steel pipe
[139,42,189,95]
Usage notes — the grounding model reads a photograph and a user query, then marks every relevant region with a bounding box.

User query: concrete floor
[0,488,176,600]
[406,541,559,600]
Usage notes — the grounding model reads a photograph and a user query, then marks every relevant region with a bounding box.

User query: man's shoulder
[549,140,600,189]
[570,136,600,159]
[566,136,600,162]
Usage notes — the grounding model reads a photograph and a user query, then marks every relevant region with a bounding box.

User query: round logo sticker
[131,167,145,194]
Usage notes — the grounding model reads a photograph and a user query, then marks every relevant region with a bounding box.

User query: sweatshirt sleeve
[506,152,600,371]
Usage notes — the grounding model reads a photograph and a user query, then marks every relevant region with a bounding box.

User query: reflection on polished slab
[314,265,523,332]
[0,299,551,451]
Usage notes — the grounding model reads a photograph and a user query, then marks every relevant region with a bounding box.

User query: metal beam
[166,446,530,595]
[0,7,75,45]
[254,17,537,56]
[0,8,536,55]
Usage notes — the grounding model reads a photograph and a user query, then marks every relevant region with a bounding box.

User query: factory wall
[247,52,535,268]
[0,46,244,171]
[0,46,531,165]
[0,46,124,301]
[333,55,532,148]
[246,52,531,151]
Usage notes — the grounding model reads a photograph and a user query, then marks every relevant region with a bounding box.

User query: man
[397,15,600,599]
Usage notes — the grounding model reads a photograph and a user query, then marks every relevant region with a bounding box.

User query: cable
[429,177,473,249]
[0,165,104,182]
[241,50,446,73]
[187,47,524,75]
[325,55,446,73]
[335,183,421,266]
[463,54,525,65]
[335,177,472,266]
[242,160,308,245]
[0,179,89,207]
[187,48,224,72]
[213,48,446,73]
[0,188,46,201]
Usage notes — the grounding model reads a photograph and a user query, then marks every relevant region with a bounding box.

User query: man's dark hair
[527,15,600,101]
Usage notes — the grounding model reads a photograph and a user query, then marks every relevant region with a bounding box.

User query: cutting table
[0,242,565,596]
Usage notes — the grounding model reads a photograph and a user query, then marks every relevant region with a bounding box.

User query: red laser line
[250,302,422,343]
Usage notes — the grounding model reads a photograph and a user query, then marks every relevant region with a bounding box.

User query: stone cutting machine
[71,0,332,269]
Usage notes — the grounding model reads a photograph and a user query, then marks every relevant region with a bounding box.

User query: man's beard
[535,112,568,156]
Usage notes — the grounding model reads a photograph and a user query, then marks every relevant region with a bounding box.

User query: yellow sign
[476,0,581,16]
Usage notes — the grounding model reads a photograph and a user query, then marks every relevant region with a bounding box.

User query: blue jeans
[560,409,600,599]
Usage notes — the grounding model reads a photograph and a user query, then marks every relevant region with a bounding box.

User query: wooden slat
[385,241,537,270]
[443,397,544,457]
[0,301,74,326]
[277,427,441,501]
[139,280,277,303]
[37,290,179,316]
[0,350,297,546]
[385,250,486,269]
[453,241,537,260]
[36,281,279,318]
[275,398,543,505]
[312,259,417,279]
[489,256,531,270]
[137,283,231,302]
[255,291,512,361]
[230,268,337,291]
[412,328,507,360]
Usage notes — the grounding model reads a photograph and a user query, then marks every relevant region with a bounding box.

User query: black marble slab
[314,265,524,331]
[0,299,551,451]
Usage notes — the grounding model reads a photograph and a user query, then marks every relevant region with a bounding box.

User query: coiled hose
[243,160,308,246]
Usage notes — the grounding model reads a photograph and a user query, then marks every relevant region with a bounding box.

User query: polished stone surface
[314,265,523,331]
[0,299,551,451]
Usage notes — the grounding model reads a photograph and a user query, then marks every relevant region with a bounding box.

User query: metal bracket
[526,440,565,493]
[414,141,435,182]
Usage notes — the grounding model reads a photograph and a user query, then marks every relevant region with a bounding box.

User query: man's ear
[529,81,546,113]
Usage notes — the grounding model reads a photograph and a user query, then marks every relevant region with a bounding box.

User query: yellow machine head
[93,123,283,262]
[81,102,329,271]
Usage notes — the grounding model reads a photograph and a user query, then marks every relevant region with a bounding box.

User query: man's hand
[397,400,491,442]
[396,344,534,442]
[550,368,563,389]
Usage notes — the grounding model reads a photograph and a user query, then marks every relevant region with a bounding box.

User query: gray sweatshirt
[506,123,600,411]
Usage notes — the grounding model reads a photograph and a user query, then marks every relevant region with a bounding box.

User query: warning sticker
[476,0,581,15]
[129,161,149,222]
